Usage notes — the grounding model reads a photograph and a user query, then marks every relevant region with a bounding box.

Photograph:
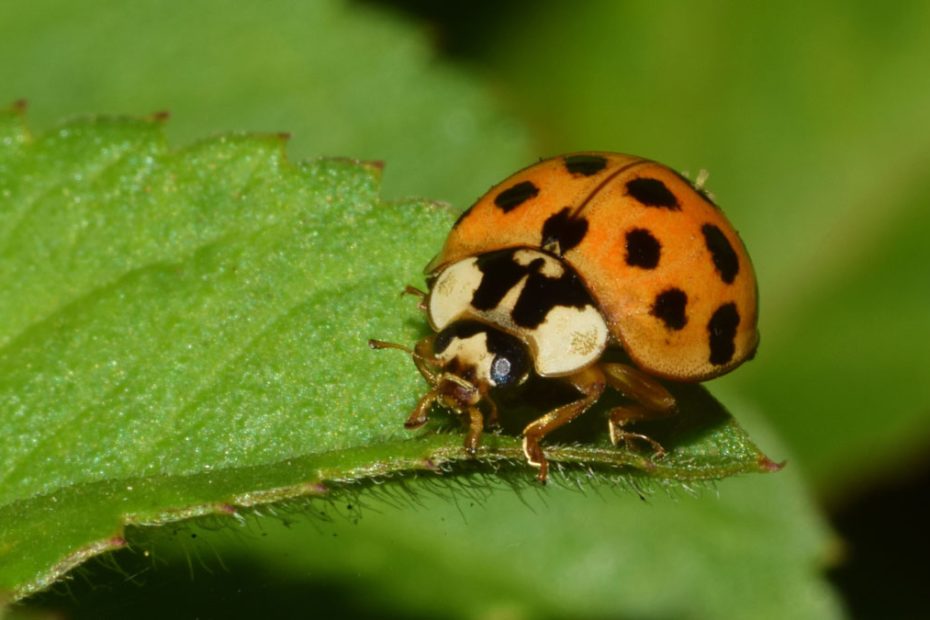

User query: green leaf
[0,109,777,602]
[0,0,532,206]
[32,460,842,620]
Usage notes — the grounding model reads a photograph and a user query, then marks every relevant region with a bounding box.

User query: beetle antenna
[369,338,436,367]
[368,339,412,354]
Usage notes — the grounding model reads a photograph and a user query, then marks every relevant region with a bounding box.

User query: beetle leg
[405,386,439,429]
[522,365,606,484]
[462,405,485,455]
[411,335,439,385]
[601,363,677,411]
[402,285,429,312]
[605,405,669,455]
[483,393,500,429]
[371,335,443,428]
[601,362,677,455]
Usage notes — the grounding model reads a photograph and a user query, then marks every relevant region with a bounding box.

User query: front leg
[370,335,441,429]
[411,335,439,385]
[522,365,606,483]
[404,335,441,429]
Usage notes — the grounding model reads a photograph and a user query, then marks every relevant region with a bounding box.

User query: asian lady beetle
[371,152,758,482]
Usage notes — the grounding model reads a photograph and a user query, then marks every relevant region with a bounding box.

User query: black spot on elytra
[708,303,740,365]
[472,249,594,329]
[541,207,588,254]
[626,177,680,210]
[701,223,739,284]
[625,228,661,269]
[564,154,608,176]
[494,180,539,213]
[651,288,688,331]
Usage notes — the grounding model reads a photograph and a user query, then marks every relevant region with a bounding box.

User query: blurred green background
[2,0,929,617]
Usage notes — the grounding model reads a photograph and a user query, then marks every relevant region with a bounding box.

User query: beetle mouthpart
[442,373,476,391]
[438,373,481,409]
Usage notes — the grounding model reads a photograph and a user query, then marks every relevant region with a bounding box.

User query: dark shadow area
[23,546,437,620]
[357,0,525,57]
[487,352,732,452]
[828,459,930,619]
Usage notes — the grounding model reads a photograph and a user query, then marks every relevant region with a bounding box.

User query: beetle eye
[490,356,513,385]
[489,342,529,387]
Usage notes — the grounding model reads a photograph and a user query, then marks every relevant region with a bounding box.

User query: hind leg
[601,363,677,454]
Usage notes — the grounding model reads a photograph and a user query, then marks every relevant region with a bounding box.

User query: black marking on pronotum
[472,249,593,329]
[541,207,588,254]
[564,154,608,176]
[434,320,486,354]
[701,223,739,284]
[708,302,740,365]
[626,177,680,210]
[651,288,688,331]
[494,180,539,213]
[511,260,592,329]
[625,228,661,269]
[471,253,528,310]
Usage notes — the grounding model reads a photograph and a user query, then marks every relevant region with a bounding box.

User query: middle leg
[522,365,606,483]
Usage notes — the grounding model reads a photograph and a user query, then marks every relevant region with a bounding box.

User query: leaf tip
[758,454,787,472]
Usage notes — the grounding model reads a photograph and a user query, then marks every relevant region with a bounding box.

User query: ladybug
[371,152,758,482]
